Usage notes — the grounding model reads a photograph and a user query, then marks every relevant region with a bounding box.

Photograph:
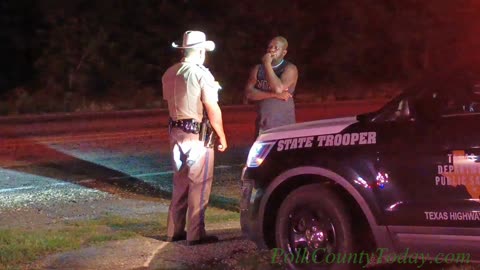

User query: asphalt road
[0,100,387,209]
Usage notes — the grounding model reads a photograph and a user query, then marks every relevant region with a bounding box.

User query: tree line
[1,0,478,114]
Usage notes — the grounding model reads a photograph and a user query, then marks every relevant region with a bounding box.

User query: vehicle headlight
[246,141,275,168]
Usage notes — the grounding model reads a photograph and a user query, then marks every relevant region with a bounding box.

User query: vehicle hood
[257,116,358,142]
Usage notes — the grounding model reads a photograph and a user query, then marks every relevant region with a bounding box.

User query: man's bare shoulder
[285,62,298,70]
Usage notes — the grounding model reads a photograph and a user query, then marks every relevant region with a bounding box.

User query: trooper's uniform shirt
[162,59,220,242]
[163,61,220,122]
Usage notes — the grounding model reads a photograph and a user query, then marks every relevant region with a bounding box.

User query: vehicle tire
[275,184,357,270]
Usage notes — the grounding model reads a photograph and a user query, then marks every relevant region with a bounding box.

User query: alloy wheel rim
[286,208,337,263]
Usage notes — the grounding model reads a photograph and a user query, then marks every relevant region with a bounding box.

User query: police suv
[240,67,480,269]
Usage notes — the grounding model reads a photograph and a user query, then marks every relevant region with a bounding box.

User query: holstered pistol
[199,118,217,148]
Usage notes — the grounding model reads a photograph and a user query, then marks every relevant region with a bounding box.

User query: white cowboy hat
[172,30,215,51]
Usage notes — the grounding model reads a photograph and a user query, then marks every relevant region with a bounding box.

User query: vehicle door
[368,74,480,256]
[370,78,480,225]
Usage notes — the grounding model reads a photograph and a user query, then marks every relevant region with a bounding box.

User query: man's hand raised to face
[262,53,273,66]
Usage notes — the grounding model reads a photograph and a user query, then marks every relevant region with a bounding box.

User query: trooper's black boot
[165,231,187,242]
[187,235,219,246]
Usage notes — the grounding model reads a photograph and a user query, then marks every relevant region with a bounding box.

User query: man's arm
[264,62,298,94]
[245,65,291,101]
[203,100,227,152]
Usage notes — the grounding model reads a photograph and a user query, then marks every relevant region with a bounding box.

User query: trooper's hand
[217,137,228,152]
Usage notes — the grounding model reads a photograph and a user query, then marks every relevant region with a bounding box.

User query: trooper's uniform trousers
[167,127,214,242]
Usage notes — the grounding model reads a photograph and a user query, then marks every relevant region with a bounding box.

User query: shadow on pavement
[1,138,240,211]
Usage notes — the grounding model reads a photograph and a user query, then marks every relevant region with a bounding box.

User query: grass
[0,157,243,270]
[209,164,244,211]
[0,223,133,270]
[0,208,239,270]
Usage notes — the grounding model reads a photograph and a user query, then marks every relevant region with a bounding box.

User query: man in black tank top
[245,36,298,138]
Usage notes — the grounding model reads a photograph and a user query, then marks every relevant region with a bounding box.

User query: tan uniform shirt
[162,60,220,122]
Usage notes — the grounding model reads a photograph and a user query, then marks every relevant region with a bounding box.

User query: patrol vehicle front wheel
[275,184,354,270]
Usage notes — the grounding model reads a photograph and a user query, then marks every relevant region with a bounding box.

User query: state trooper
[162,30,227,245]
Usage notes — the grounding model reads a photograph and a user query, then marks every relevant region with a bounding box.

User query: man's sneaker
[165,231,187,242]
[187,235,219,246]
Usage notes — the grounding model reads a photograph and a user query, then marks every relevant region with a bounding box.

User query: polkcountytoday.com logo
[271,247,471,268]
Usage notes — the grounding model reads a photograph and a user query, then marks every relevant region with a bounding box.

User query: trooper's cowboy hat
[172,30,215,51]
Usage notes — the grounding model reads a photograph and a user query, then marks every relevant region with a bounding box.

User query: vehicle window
[468,82,480,112]
[413,79,480,118]
[441,91,479,116]
[372,72,480,123]
[372,95,413,122]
